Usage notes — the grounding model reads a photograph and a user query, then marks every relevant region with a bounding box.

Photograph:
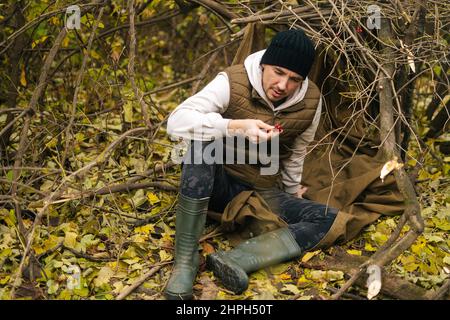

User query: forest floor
[0,107,448,300]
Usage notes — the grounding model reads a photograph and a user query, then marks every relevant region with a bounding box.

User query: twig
[96,10,181,40]
[331,267,366,300]
[426,278,450,300]
[62,7,105,168]
[190,0,238,31]
[62,245,116,262]
[143,76,201,96]
[115,262,171,300]
[327,286,366,300]
[56,180,178,203]
[191,51,219,94]
[9,26,68,298]
[128,0,152,130]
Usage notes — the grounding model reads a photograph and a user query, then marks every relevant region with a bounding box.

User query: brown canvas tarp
[304,56,405,247]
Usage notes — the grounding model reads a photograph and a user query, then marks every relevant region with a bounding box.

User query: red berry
[274,123,284,133]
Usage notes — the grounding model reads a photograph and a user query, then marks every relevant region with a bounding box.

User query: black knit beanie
[260,29,315,79]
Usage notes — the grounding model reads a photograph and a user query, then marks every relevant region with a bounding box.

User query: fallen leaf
[94,265,115,287]
[159,249,172,262]
[301,250,321,262]
[347,249,362,256]
[64,232,78,249]
[198,274,219,300]
[281,284,300,295]
[201,242,215,255]
[380,156,403,182]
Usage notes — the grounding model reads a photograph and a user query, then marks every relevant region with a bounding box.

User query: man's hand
[228,119,278,143]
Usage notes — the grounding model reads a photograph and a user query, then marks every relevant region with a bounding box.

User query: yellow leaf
[411,238,426,256]
[57,289,72,300]
[121,200,131,211]
[73,287,89,297]
[281,284,300,295]
[31,35,48,49]
[432,218,450,231]
[131,233,147,243]
[0,276,10,285]
[121,246,137,259]
[0,248,12,259]
[250,269,268,281]
[371,232,388,246]
[419,262,439,274]
[50,16,59,26]
[111,46,122,62]
[33,235,62,255]
[147,192,160,205]
[123,101,133,123]
[45,137,58,149]
[20,66,27,86]
[403,263,419,272]
[64,232,78,249]
[90,50,101,60]
[216,291,228,299]
[132,189,147,207]
[134,224,154,234]
[365,242,377,252]
[301,250,321,262]
[159,249,172,262]
[75,132,85,143]
[347,249,362,256]
[297,275,311,287]
[123,257,140,265]
[268,262,290,275]
[400,255,417,270]
[112,281,124,294]
[94,266,115,287]
[443,256,450,265]
[62,36,70,47]
[46,279,59,295]
[279,273,292,281]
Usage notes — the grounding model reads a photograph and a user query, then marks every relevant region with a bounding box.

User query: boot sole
[206,253,248,294]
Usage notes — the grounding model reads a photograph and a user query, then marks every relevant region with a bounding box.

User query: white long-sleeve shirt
[167,50,322,194]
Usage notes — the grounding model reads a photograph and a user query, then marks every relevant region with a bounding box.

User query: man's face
[261,64,303,102]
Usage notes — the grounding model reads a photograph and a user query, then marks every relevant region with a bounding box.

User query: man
[164,29,338,300]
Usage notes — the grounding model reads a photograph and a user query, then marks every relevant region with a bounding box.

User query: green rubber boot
[206,227,301,294]
[164,194,209,300]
